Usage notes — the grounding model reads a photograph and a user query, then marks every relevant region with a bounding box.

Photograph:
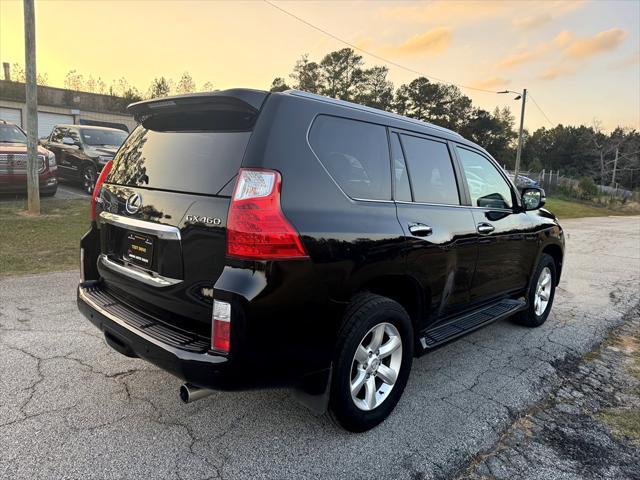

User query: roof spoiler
[127,89,269,123]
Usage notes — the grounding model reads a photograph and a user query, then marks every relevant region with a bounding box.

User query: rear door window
[309,115,391,201]
[399,134,459,205]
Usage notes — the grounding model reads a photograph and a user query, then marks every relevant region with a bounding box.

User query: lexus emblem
[125,193,142,214]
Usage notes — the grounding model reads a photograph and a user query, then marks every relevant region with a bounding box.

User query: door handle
[408,223,433,237]
[477,223,495,234]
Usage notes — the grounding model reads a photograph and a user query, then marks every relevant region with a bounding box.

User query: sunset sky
[1,0,638,131]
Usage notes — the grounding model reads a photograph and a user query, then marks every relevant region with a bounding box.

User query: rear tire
[329,293,413,432]
[514,253,557,327]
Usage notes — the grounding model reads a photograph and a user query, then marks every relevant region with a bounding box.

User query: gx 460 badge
[186,214,222,226]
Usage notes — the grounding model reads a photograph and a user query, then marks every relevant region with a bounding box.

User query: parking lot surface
[1,216,639,479]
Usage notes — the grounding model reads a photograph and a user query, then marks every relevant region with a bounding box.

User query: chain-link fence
[504,168,639,201]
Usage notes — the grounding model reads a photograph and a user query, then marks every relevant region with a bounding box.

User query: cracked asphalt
[1,216,639,480]
[459,304,640,480]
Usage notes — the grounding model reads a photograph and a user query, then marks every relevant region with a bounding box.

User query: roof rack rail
[284,90,462,138]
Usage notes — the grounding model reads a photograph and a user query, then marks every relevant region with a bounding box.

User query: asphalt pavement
[1,216,639,480]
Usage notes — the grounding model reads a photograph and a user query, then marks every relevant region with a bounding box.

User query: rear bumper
[77,281,248,390]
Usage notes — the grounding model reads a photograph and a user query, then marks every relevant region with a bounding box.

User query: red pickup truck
[0,119,58,196]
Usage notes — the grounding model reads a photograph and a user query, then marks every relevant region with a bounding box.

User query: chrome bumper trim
[99,211,181,240]
[98,254,182,287]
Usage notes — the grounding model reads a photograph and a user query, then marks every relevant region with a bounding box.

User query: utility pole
[514,88,527,182]
[611,148,619,187]
[24,0,40,214]
[498,89,527,182]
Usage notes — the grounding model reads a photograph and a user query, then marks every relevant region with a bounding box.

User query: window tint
[0,124,26,143]
[80,128,127,147]
[456,147,513,209]
[309,116,391,200]
[390,133,412,201]
[108,126,252,195]
[400,135,459,205]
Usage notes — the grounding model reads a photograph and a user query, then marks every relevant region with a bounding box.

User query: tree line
[9,63,210,107]
[270,49,639,190]
[7,52,638,189]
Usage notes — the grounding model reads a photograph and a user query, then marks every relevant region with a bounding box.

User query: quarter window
[399,134,459,205]
[309,115,391,200]
[456,147,513,209]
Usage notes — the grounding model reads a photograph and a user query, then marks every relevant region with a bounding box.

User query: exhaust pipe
[179,383,213,404]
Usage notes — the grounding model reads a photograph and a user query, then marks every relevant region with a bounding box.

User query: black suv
[43,125,128,194]
[77,89,564,431]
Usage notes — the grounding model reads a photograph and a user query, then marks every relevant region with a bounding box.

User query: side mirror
[521,187,545,211]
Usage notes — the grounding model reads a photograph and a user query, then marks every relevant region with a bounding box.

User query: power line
[263,0,500,94]
[528,92,555,127]
[265,0,559,128]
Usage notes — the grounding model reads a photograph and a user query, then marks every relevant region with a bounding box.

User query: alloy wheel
[350,322,403,411]
[534,266,552,316]
[83,166,97,195]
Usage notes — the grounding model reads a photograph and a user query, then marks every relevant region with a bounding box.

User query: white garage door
[0,107,22,126]
[38,111,73,139]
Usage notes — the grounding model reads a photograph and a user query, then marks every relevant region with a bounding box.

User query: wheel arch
[357,274,428,332]
[542,243,563,285]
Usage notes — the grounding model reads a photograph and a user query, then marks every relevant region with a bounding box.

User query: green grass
[599,409,640,444]
[544,197,640,219]
[0,199,89,277]
[0,194,637,277]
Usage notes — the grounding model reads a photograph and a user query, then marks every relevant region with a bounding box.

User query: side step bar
[418,298,526,351]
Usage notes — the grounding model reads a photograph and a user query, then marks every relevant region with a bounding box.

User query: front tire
[515,253,557,327]
[329,293,413,432]
[81,164,97,195]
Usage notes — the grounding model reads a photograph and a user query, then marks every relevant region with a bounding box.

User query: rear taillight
[226,168,308,260]
[90,160,112,221]
[212,300,231,353]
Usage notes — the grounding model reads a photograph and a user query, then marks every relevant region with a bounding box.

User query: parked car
[508,173,540,189]
[77,89,564,432]
[0,119,57,196]
[42,125,128,194]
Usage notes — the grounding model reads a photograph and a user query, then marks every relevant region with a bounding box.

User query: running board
[419,299,526,351]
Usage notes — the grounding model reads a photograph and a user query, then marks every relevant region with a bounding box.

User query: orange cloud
[378,0,585,27]
[496,50,540,69]
[513,13,552,30]
[471,76,511,90]
[538,65,577,80]
[382,27,452,56]
[553,31,574,48]
[496,31,573,69]
[563,28,627,58]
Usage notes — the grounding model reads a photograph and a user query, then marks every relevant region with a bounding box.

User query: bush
[578,176,599,200]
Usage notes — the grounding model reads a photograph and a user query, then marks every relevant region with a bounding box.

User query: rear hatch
[96,90,267,337]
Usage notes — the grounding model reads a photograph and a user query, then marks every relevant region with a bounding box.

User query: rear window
[108,121,251,196]
[309,115,391,201]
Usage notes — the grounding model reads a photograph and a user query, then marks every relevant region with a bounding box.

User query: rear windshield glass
[107,125,251,195]
[309,115,391,201]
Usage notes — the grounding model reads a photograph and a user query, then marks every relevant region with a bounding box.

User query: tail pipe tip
[179,383,213,404]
